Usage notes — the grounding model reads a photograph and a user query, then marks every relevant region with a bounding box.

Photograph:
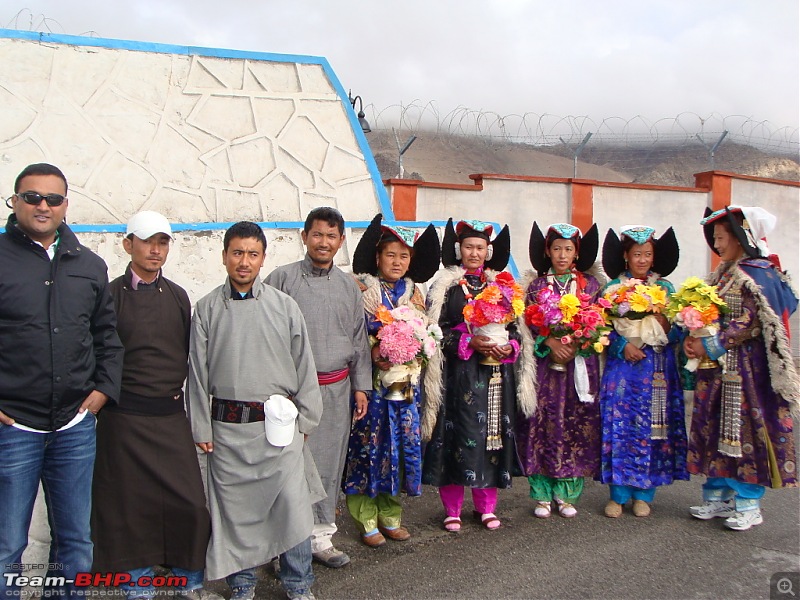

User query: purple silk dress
[516,271,602,478]
[688,260,797,488]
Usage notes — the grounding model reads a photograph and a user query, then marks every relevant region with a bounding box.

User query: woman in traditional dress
[516,222,602,518]
[598,226,688,518]
[422,219,527,532]
[343,215,440,547]
[685,205,798,531]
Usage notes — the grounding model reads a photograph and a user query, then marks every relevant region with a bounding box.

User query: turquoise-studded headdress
[353,214,440,283]
[602,226,679,279]
[441,218,511,270]
[528,221,599,276]
[620,225,656,245]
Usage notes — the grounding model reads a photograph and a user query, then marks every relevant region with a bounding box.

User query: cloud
[5,0,798,130]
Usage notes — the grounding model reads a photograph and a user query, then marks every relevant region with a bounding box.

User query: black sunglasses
[15,191,67,207]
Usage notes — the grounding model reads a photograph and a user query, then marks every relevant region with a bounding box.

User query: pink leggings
[439,484,498,517]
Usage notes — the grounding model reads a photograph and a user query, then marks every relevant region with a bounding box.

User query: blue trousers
[609,484,657,504]
[702,477,764,511]
[0,414,96,598]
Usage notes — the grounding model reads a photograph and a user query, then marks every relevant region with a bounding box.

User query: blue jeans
[225,537,314,597]
[124,566,204,598]
[0,414,96,598]
[279,537,314,596]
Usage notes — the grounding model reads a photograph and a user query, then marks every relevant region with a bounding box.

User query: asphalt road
[205,476,800,600]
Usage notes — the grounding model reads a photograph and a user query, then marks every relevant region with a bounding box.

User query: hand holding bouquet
[603,280,669,348]
[375,305,443,397]
[462,272,525,363]
[524,288,611,357]
[666,276,728,370]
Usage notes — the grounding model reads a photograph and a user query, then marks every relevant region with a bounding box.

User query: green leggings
[528,474,584,504]
[346,493,403,533]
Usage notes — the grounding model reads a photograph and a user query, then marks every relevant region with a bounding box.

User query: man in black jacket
[0,163,123,598]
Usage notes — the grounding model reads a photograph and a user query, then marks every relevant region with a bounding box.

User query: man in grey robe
[187,222,324,600]
[265,207,371,569]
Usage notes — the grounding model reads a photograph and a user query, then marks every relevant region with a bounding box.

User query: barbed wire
[367,101,799,158]
[5,9,99,37]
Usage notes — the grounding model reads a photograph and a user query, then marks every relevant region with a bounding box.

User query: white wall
[0,31,386,303]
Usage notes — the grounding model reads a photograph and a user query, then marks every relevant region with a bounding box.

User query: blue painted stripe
[0,28,393,218]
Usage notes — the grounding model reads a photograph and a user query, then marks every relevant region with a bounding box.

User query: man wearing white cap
[91,211,220,599]
[187,221,324,600]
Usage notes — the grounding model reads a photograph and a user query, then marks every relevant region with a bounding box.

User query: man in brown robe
[91,211,220,600]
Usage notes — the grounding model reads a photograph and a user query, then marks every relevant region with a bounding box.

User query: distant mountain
[366,129,800,187]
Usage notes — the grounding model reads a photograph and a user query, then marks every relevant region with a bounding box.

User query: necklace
[549,272,573,296]
[459,273,486,300]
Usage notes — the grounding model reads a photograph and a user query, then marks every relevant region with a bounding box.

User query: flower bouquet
[525,288,611,371]
[665,276,728,371]
[602,280,669,348]
[375,304,443,400]
[462,271,525,364]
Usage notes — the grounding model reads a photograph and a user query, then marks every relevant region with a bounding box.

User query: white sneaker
[724,510,763,531]
[689,499,735,520]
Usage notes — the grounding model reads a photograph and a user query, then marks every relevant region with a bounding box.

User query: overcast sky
[4,1,799,134]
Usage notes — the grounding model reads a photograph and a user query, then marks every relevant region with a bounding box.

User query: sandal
[443,516,461,532]
[534,501,552,518]
[556,499,577,518]
[473,510,501,530]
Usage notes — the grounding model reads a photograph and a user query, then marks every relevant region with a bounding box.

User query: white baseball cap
[264,395,298,447]
[126,211,173,240]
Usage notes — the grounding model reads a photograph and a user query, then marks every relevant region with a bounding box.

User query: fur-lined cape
[420,267,537,440]
[602,227,679,280]
[709,261,799,415]
[353,214,441,283]
[354,273,426,319]
[441,217,511,271]
[529,222,599,277]
[514,268,539,418]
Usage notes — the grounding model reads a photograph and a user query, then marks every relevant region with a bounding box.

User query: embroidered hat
[381,224,418,247]
[620,226,656,245]
[701,205,776,259]
[352,214,441,282]
[602,226,679,280]
[441,218,511,270]
[455,219,494,240]
[126,211,173,240]
[264,395,298,447]
[528,221,599,276]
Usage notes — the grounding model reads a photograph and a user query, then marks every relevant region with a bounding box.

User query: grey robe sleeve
[186,300,212,443]
[347,279,372,392]
[289,303,323,436]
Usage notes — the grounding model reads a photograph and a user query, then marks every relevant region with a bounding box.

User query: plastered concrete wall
[0,31,386,302]
[730,178,799,286]
[415,178,573,274]
[592,186,711,285]
[78,228,366,302]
